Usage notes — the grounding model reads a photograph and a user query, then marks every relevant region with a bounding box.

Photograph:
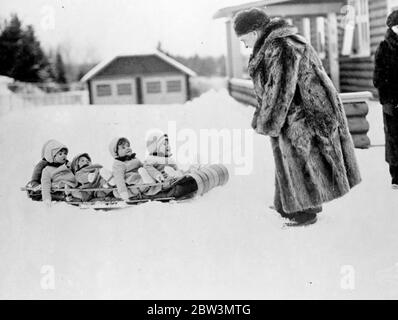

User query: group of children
[26,133,198,206]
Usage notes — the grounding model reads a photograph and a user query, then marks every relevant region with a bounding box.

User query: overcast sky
[0,0,250,63]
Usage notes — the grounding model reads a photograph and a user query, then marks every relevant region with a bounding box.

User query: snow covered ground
[1,90,398,299]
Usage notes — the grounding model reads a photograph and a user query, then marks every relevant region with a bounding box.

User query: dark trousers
[389,165,398,185]
[383,110,398,184]
[144,176,198,200]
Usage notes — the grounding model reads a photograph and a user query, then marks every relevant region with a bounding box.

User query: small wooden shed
[81,51,196,105]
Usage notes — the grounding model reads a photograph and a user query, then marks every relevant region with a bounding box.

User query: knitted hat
[233,8,271,36]
[71,153,91,173]
[109,137,130,158]
[387,10,398,28]
[41,139,57,159]
[146,132,168,155]
[43,140,68,163]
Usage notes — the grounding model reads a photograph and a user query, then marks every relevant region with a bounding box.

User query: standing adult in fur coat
[233,8,361,226]
[373,10,398,188]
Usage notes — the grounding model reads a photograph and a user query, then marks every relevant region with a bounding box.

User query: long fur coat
[248,19,361,214]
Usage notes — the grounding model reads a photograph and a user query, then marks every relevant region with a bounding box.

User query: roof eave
[213,0,291,19]
[80,51,197,82]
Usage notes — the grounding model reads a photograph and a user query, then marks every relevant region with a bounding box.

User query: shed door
[142,75,186,104]
[92,78,136,105]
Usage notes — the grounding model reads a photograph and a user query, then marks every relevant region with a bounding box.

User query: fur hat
[387,10,398,28]
[109,137,130,158]
[43,140,68,163]
[233,8,271,36]
[146,132,168,155]
[70,153,91,173]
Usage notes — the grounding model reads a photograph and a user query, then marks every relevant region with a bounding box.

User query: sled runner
[66,197,177,211]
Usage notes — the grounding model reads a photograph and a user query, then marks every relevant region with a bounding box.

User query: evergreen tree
[0,14,23,78]
[54,50,67,85]
[0,14,52,82]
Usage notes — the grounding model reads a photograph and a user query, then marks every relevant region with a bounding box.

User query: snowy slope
[0,90,398,299]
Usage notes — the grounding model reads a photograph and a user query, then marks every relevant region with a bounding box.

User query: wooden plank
[339,62,374,71]
[369,0,388,10]
[230,91,257,107]
[340,84,377,94]
[347,117,370,133]
[371,35,385,44]
[340,70,374,79]
[344,102,369,117]
[370,25,389,37]
[369,8,388,19]
[340,91,373,102]
[351,134,371,149]
[341,79,374,87]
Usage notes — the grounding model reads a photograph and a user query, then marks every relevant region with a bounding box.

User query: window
[96,84,111,97]
[166,80,182,93]
[117,83,132,95]
[146,81,161,94]
[341,0,370,57]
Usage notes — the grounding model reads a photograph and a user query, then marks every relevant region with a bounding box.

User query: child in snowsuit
[109,137,162,200]
[40,140,78,205]
[70,153,115,201]
[143,132,184,182]
[26,139,53,201]
[143,132,198,199]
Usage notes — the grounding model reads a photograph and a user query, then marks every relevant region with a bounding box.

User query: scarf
[116,153,136,162]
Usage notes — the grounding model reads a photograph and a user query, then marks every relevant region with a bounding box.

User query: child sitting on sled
[40,140,79,206]
[109,137,163,201]
[26,139,56,201]
[143,132,184,182]
[142,131,198,199]
[70,153,115,202]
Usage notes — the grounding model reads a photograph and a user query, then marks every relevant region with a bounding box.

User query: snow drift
[0,90,397,299]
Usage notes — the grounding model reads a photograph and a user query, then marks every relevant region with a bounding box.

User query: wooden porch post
[225,19,243,79]
[327,12,340,91]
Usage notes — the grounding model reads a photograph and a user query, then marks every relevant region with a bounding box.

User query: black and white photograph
[1,0,398,302]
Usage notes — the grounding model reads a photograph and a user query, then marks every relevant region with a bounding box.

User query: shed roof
[81,51,196,82]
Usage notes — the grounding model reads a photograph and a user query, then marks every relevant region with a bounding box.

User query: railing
[18,90,89,106]
[228,78,372,149]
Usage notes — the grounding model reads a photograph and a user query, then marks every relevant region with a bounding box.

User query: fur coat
[248,19,361,214]
[373,28,398,108]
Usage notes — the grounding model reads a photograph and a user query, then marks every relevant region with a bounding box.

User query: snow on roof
[80,50,196,82]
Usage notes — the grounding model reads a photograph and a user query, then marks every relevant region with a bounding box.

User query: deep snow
[0,90,398,299]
